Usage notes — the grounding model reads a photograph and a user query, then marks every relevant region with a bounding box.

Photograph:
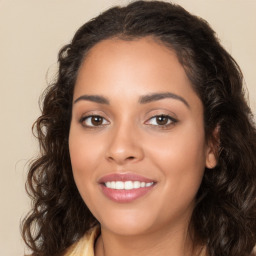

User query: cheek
[148,127,205,164]
[68,134,101,219]
[68,127,102,198]
[145,124,206,194]
[69,126,104,173]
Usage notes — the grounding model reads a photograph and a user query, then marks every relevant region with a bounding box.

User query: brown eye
[156,115,169,125]
[80,115,109,127]
[91,116,103,126]
[146,114,177,127]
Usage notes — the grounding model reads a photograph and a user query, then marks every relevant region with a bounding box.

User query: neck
[95,223,203,256]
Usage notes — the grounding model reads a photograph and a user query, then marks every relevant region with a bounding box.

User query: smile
[104,181,154,190]
[98,173,156,203]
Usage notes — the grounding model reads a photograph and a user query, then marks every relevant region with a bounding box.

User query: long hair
[22,1,256,255]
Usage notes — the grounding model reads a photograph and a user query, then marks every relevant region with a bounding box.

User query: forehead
[74,37,200,107]
[79,37,179,77]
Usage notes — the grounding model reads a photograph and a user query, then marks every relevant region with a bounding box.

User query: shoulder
[249,245,256,256]
[63,226,100,256]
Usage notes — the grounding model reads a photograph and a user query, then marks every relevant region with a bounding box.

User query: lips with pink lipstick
[98,173,156,203]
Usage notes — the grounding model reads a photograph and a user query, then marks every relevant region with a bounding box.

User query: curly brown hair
[22,1,256,256]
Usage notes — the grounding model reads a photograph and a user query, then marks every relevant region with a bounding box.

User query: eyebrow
[74,95,110,104]
[139,92,190,108]
[73,92,189,108]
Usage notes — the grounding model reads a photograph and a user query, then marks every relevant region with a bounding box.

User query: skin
[69,37,216,256]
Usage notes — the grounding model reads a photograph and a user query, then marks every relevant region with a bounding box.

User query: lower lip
[100,184,155,203]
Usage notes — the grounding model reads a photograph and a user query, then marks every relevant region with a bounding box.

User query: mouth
[104,180,154,190]
[98,173,156,203]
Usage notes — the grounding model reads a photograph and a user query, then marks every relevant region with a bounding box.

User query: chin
[97,208,157,236]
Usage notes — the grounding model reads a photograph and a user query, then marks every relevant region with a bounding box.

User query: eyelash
[79,114,178,129]
[79,115,109,128]
[145,114,178,129]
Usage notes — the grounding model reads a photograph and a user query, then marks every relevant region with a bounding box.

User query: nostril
[105,143,144,164]
[127,156,135,160]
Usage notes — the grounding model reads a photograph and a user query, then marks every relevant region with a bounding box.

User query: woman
[22,1,256,256]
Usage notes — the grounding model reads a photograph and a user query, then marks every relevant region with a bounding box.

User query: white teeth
[124,181,133,190]
[115,181,124,189]
[104,181,154,190]
[110,181,116,189]
[133,181,140,189]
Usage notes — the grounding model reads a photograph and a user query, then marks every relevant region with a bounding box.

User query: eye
[80,115,109,127]
[146,115,177,127]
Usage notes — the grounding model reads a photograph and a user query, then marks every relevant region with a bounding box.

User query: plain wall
[0,0,255,255]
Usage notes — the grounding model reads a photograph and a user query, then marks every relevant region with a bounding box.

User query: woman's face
[69,37,216,236]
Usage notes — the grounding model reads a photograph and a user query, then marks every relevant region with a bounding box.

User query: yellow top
[64,226,207,256]
[63,226,256,256]
[64,226,100,256]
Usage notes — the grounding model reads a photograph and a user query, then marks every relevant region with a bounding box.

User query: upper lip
[98,173,155,184]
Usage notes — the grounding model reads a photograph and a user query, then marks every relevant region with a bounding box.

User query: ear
[205,126,219,169]
[205,148,217,169]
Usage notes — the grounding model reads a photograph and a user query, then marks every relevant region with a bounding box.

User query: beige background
[0,0,255,255]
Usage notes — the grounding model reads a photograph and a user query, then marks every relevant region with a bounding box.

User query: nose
[105,122,144,165]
